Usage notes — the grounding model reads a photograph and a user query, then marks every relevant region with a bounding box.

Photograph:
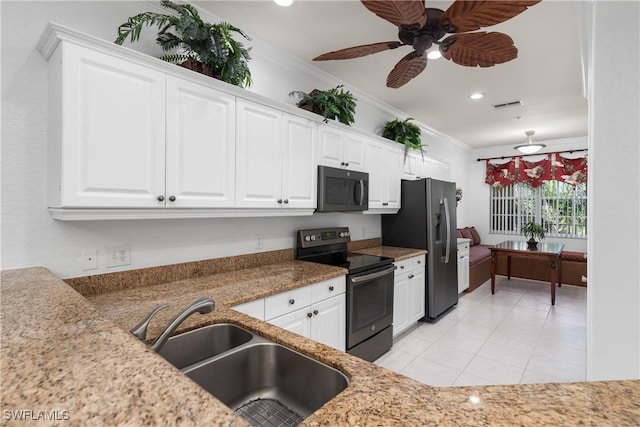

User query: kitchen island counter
[2,266,639,426]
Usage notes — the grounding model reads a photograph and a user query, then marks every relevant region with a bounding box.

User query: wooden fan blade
[314,41,403,61]
[440,0,541,33]
[386,52,427,88]
[440,32,517,67]
[361,0,427,28]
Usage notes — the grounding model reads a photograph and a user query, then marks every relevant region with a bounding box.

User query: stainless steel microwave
[317,166,368,212]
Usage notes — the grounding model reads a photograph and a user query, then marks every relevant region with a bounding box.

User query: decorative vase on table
[527,238,538,250]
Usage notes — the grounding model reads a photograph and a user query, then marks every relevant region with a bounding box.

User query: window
[490,181,587,238]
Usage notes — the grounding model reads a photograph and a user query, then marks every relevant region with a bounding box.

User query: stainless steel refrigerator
[381,178,458,320]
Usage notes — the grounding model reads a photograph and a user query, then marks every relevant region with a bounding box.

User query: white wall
[586,0,640,381]
[0,1,472,279]
[468,137,589,252]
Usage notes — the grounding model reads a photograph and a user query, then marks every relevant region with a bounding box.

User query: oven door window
[348,267,394,348]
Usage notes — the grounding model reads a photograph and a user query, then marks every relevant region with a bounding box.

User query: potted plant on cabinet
[289,85,357,125]
[382,117,426,160]
[521,220,545,249]
[114,0,252,88]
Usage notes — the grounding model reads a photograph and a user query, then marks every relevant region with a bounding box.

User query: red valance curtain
[519,155,552,188]
[485,159,517,188]
[484,152,587,188]
[554,155,588,186]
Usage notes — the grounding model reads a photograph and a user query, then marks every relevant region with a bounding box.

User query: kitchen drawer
[394,255,426,276]
[265,285,312,320]
[232,299,265,320]
[457,241,469,257]
[310,276,346,304]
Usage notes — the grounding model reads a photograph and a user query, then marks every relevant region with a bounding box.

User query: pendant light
[514,130,545,154]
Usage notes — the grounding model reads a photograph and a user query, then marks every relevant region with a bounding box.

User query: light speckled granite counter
[2,263,640,426]
[353,245,427,261]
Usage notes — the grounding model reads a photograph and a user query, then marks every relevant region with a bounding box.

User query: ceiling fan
[313,0,541,88]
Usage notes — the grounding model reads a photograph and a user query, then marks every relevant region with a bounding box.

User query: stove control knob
[304,235,311,242]
[310,235,316,241]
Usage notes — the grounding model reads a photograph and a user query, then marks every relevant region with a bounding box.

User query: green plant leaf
[114,0,252,88]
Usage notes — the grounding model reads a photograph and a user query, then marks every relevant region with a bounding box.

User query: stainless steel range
[296,227,395,361]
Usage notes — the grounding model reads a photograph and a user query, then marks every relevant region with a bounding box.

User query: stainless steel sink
[183,342,349,421]
[157,323,252,369]
[157,323,349,426]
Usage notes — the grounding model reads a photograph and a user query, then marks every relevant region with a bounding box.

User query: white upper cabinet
[165,77,236,208]
[402,151,451,182]
[235,100,284,208]
[318,126,366,172]
[236,100,316,211]
[367,140,402,212]
[281,114,317,209]
[49,43,166,208]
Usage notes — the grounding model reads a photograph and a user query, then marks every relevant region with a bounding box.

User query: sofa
[458,227,588,292]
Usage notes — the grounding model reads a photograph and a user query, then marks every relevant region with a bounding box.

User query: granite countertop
[353,245,427,261]
[2,260,640,426]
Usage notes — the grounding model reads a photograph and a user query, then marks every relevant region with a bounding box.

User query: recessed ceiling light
[427,50,442,60]
[274,0,293,6]
[469,93,484,100]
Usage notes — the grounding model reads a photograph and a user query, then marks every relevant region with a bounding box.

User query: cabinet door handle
[168,195,176,202]
[417,260,421,264]
[329,286,334,291]
[288,299,295,305]
[313,310,319,315]
[382,202,389,206]
[307,312,313,318]
[409,274,414,279]
[340,162,346,166]
[345,162,350,167]
[400,265,405,269]
[277,199,283,204]
[157,195,165,202]
[283,199,289,204]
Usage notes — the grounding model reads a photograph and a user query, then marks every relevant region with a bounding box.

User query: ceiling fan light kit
[515,130,546,154]
[313,0,541,88]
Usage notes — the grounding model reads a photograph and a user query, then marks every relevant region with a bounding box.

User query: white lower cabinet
[457,239,470,293]
[269,294,345,351]
[233,276,346,351]
[393,255,426,338]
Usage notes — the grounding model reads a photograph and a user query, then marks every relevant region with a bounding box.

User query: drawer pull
[313,310,319,315]
[329,286,334,291]
[307,312,312,318]
[400,265,405,269]
[288,299,295,305]
[417,260,421,264]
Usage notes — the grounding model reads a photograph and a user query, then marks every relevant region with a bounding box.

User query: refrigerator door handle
[443,197,451,263]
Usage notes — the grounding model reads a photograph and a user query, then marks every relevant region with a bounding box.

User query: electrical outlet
[105,244,131,268]
[82,248,98,271]
[255,233,264,249]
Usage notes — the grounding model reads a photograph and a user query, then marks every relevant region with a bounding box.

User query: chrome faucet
[130,297,215,352]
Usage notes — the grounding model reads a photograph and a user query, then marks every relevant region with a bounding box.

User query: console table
[490,241,565,305]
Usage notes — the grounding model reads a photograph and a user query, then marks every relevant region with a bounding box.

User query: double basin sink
[157,323,349,426]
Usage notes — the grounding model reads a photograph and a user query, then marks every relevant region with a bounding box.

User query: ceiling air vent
[493,100,523,109]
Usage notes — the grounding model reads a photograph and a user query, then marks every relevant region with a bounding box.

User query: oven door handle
[358,179,365,206]
[351,265,397,283]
